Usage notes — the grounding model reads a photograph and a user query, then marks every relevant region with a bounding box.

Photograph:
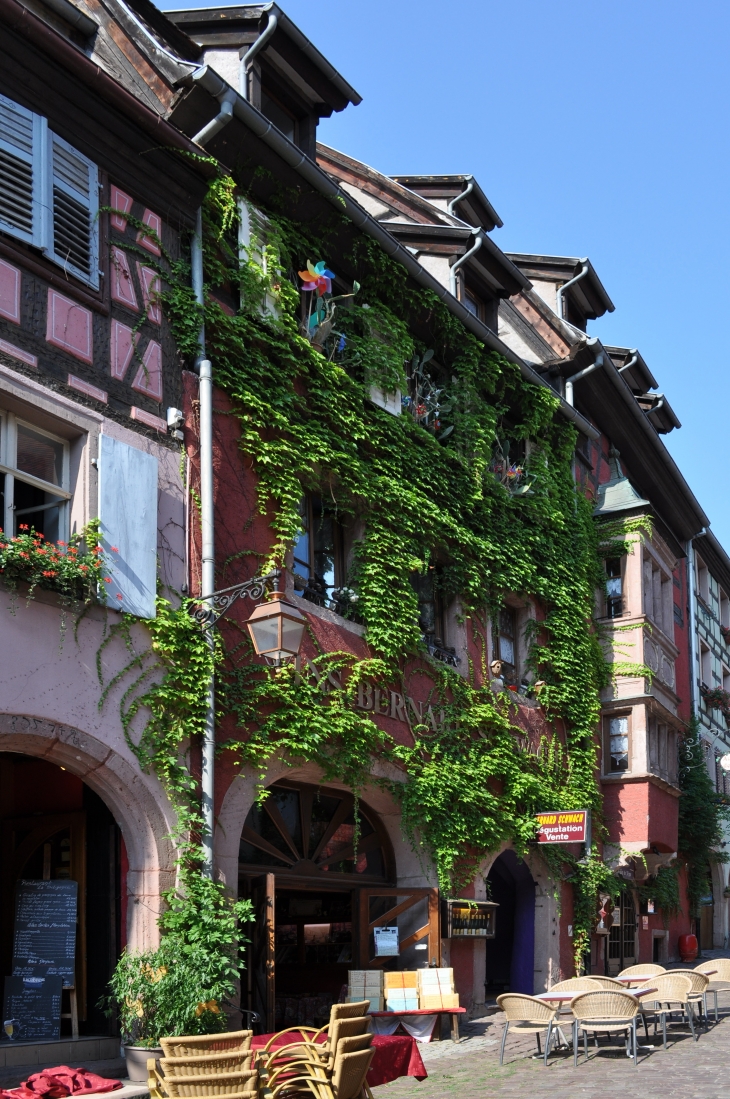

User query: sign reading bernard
[535,810,589,844]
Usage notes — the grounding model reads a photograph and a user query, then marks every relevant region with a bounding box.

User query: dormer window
[260,89,296,144]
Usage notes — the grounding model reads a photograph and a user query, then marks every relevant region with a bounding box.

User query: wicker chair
[496,994,560,1066]
[550,978,603,992]
[154,1070,259,1098]
[637,972,694,1047]
[261,1017,371,1077]
[161,1053,254,1078]
[618,964,665,977]
[570,990,639,1066]
[695,959,730,1021]
[586,977,627,990]
[266,1036,374,1099]
[664,969,710,1026]
[161,1033,253,1058]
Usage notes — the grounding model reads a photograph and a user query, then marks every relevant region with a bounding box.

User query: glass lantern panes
[609,715,629,772]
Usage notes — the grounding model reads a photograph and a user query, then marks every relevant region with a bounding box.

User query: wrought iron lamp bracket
[191,570,280,630]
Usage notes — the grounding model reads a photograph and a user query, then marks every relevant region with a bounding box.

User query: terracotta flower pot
[678,933,698,962]
[124,1044,162,1082]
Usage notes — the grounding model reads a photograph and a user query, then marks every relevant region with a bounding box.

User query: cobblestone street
[375,999,730,1098]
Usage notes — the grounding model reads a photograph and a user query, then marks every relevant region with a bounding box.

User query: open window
[494,606,518,687]
[293,495,345,611]
[700,641,712,688]
[0,409,70,541]
[0,94,99,288]
[697,555,710,604]
[410,567,458,665]
[721,588,730,631]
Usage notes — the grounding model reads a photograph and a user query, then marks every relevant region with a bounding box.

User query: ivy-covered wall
[152,177,621,971]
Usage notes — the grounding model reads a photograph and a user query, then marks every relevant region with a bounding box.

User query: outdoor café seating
[636,973,695,1046]
[664,969,711,1025]
[496,994,561,1066]
[695,958,730,1019]
[150,1032,259,1099]
[570,990,640,1066]
[618,964,665,978]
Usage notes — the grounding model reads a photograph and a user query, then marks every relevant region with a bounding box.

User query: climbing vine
[678,715,730,917]
[108,172,618,975]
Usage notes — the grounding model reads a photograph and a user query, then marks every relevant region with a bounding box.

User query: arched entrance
[484,850,535,995]
[0,753,123,1034]
[239,780,397,1030]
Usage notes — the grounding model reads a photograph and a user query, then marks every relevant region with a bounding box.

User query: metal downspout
[191,212,216,878]
[564,352,605,406]
[240,10,278,99]
[449,227,482,298]
[618,350,639,375]
[190,99,236,876]
[447,177,474,216]
[556,260,589,321]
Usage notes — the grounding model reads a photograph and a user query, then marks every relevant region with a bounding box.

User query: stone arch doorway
[239,779,398,1030]
[0,716,175,993]
[484,850,536,995]
[0,752,122,1034]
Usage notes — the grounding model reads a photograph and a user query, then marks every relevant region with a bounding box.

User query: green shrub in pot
[105,853,253,1047]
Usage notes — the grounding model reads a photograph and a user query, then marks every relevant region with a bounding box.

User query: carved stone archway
[0,713,176,950]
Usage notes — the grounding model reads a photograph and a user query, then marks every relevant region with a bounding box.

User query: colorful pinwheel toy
[298,260,335,296]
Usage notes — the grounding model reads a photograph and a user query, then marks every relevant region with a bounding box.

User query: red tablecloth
[0,1067,121,1099]
[251,1031,427,1086]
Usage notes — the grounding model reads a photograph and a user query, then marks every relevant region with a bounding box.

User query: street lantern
[246,585,307,666]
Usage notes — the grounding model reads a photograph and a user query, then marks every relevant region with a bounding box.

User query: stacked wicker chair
[258,1004,374,1099]
[148,1031,256,1099]
[570,990,640,1066]
[258,1003,371,1077]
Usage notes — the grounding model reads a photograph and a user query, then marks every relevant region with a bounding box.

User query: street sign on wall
[535,810,589,844]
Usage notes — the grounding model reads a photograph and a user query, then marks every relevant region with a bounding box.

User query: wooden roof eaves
[0,0,215,177]
[317,142,461,228]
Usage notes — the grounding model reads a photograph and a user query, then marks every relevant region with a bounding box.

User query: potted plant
[106,941,233,1081]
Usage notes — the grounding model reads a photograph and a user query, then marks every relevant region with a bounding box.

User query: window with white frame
[0,93,99,288]
[722,588,730,631]
[0,410,70,541]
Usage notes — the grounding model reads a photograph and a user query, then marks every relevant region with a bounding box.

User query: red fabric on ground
[0,1067,122,1099]
[251,1031,427,1086]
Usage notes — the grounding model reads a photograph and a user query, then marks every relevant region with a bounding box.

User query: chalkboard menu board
[12,880,77,986]
[2,975,63,1042]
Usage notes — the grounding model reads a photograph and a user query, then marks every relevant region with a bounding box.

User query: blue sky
[162,0,728,548]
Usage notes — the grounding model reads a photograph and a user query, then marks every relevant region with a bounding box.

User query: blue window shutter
[48,132,99,288]
[98,434,158,619]
[0,93,47,248]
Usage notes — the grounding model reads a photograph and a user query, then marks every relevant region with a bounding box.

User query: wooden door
[249,873,275,1031]
[357,887,440,968]
[1,812,87,1017]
